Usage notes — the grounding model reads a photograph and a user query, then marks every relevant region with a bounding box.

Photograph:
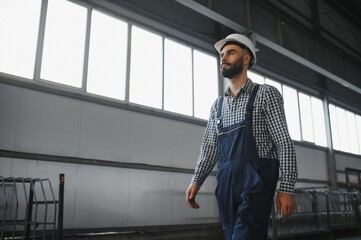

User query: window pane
[129,26,162,108]
[346,111,359,154]
[283,85,301,141]
[336,107,350,152]
[329,104,340,150]
[194,50,218,119]
[248,71,264,84]
[164,39,192,115]
[265,78,282,95]
[0,0,42,78]
[356,115,361,154]
[41,0,87,87]
[311,97,327,147]
[299,93,314,142]
[86,11,128,100]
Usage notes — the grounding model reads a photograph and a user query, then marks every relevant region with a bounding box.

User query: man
[185,33,298,240]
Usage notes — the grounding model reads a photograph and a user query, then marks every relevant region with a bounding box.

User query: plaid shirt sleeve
[191,99,219,187]
[263,86,298,194]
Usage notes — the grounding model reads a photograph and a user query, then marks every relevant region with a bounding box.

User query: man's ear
[244,54,251,66]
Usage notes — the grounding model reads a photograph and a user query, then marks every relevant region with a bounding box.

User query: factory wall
[1,81,360,229]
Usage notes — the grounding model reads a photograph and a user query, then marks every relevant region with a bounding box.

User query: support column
[322,92,338,189]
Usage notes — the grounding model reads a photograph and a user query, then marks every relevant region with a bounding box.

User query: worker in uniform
[186,33,298,240]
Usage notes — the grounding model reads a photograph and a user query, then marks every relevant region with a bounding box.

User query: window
[0,0,42,78]
[129,26,163,108]
[164,39,192,115]
[248,71,264,84]
[356,115,361,154]
[193,50,218,119]
[6,0,360,155]
[265,78,282,95]
[41,0,87,87]
[299,93,314,142]
[336,107,350,152]
[283,85,301,141]
[86,10,128,100]
[311,97,327,147]
[346,111,359,154]
[329,104,360,153]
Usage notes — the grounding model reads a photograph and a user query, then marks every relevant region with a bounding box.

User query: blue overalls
[215,85,279,240]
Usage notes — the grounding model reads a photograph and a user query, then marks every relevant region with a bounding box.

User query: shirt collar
[224,78,254,97]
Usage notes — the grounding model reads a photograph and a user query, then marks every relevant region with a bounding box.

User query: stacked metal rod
[0,177,58,240]
[268,187,361,239]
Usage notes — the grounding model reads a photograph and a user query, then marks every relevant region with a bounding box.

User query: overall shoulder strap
[216,96,224,127]
[245,84,260,119]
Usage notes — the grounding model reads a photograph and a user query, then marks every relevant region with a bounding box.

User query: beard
[221,56,244,79]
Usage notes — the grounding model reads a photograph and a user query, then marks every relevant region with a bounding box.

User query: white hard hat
[214,33,257,67]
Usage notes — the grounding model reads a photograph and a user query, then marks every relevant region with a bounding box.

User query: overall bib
[215,85,279,240]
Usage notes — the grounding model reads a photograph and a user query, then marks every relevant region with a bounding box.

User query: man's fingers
[281,204,295,220]
[276,198,281,214]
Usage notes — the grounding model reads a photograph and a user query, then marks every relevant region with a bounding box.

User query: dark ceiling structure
[110,0,361,110]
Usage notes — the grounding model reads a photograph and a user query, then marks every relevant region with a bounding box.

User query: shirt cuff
[279,181,296,195]
[191,175,204,188]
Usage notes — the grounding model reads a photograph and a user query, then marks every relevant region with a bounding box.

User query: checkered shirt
[192,78,298,194]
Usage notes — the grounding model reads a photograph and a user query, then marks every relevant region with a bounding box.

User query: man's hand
[186,183,200,209]
[276,192,295,221]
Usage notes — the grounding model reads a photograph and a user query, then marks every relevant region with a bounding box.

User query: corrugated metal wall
[0,82,359,229]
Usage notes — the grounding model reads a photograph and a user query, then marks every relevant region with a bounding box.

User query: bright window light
[282,85,301,141]
[299,93,314,142]
[0,0,42,78]
[248,71,264,84]
[329,104,340,150]
[336,106,350,152]
[311,97,327,147]
[356,115,361,154]
[41,0,87,87]
[346,111,359,154]
[164,39,192,116]
[86,10,128,100]
[193,50,218,120]
[129,26,162,109]
[265,78,282,95]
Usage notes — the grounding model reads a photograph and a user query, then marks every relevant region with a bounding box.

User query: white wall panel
[165,121,204,169]
[15,89,82,157]
[0,84,205,169]
[78,102,131,162]
[295,145,328,181]
[335,153,361,171]
[1,158,219,229]
[128,112,204,168]
[0,83,21,150]
[171,173,218,225]
[0,157,14,175]
[127,169,172,226]
[73,164,130,228]
[129,114,175,166]
[335,153,361,184]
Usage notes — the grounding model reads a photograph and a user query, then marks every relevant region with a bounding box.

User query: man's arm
[186,99,219,208]
[263,86,298,220]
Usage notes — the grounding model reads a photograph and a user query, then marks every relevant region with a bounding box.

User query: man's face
[220,44,245,79]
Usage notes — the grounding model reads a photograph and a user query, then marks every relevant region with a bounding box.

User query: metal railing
[269,187,361,239]
[0,175,63,240]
